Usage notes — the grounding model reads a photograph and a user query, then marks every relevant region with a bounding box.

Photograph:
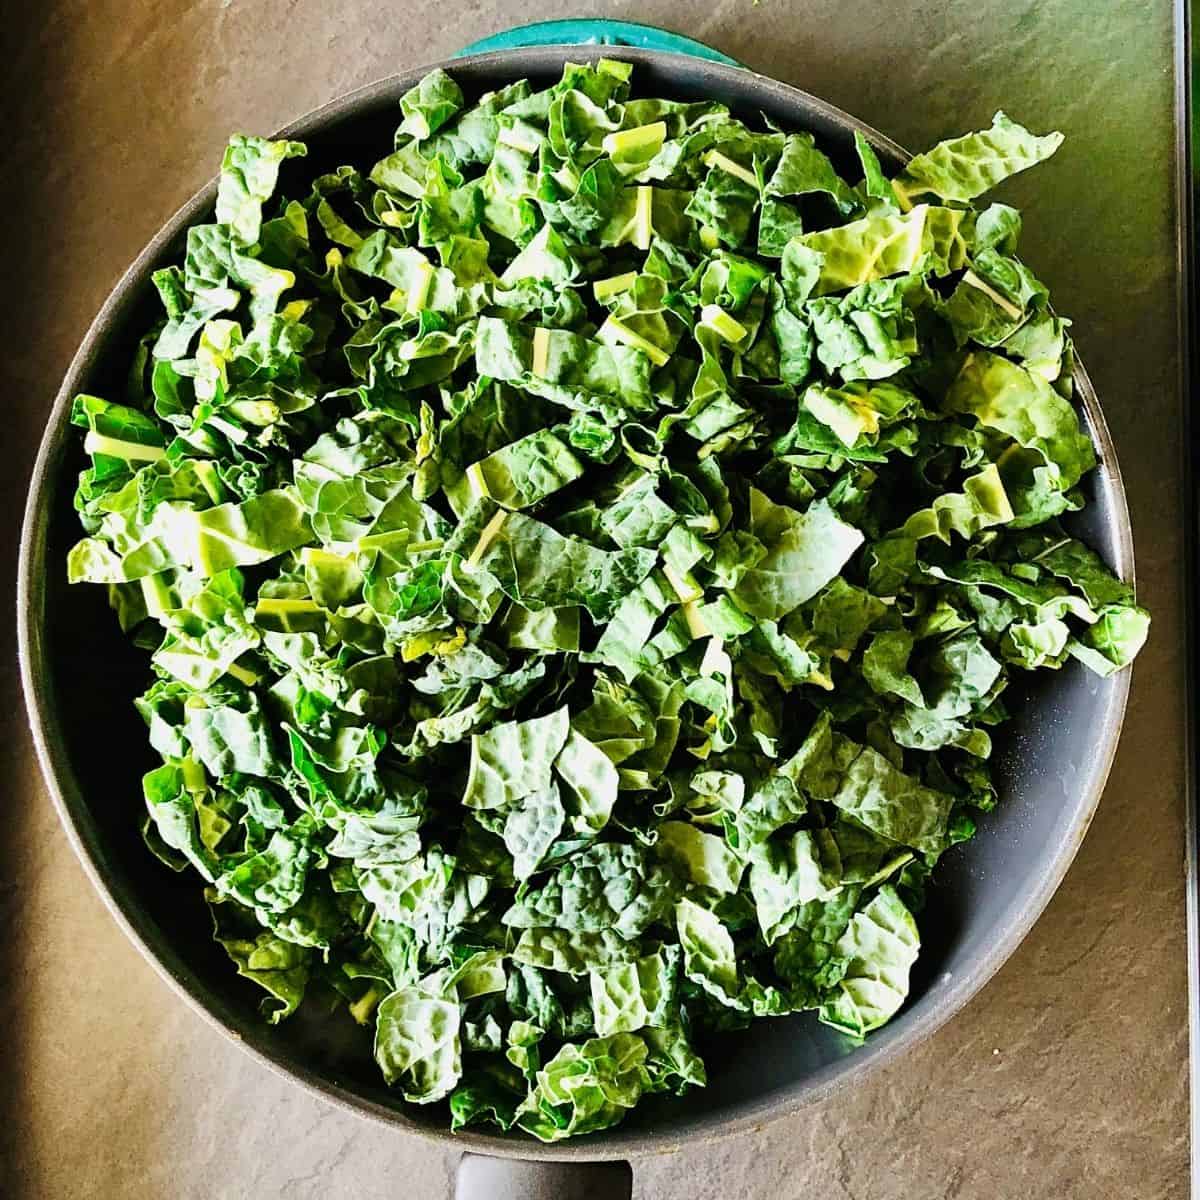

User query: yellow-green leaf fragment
[699,304,748,344]
[83,432,166,462]
[593,271,638,302]
[704,149,759,188]
[598,316,670,367]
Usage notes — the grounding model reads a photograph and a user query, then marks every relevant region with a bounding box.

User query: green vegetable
[818,886,920,1035]
[894,112,1064,206]
[67,63,1146,1141]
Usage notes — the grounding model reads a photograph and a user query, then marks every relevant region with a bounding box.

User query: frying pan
[16,44,1135,1199]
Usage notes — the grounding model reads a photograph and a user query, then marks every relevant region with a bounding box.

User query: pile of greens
[67,60,1148,1140]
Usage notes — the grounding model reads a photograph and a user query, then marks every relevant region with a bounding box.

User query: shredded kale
[67,62,1148,1140]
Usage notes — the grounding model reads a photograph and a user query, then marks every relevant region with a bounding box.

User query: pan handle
[455,1153,633,1200]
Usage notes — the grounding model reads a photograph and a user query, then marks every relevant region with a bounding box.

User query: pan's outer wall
[17,46,1132,1162]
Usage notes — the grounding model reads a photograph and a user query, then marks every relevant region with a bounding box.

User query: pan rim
[17,45,1133,1160]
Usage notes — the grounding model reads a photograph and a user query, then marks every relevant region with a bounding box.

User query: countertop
[0,1,1186,1197]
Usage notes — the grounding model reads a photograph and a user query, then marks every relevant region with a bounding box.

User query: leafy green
[375,984,462,1102]
[589,946,680,1036]
[67,63,1145,1142]
[828,743,956,855]
[749,828,843,943]
[818,886,920,1036]
[787,204,966,296]
[469,428,584,509]
[515,1031,651,1141]
[399,69,465,140]
[676,896,740,1002]
[894,112,1064,205]
[462,707,570,811]
[216,135,307,245]
[656,821,744,894]
[766,133,857,213]
[734,490,864,620]
[944,352,1096,489]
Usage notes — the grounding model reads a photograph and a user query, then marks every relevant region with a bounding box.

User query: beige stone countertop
[0,1,1186,1197]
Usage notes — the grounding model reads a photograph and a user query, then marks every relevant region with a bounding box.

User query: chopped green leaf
[66,65,1145,1143]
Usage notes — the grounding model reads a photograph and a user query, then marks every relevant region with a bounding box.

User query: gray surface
[0,1,1186,1197]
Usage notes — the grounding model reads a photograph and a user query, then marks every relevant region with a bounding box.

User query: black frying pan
[16,47,1135,1199]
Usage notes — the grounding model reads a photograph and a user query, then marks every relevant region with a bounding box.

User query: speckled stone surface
[0,2,1186,1197]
